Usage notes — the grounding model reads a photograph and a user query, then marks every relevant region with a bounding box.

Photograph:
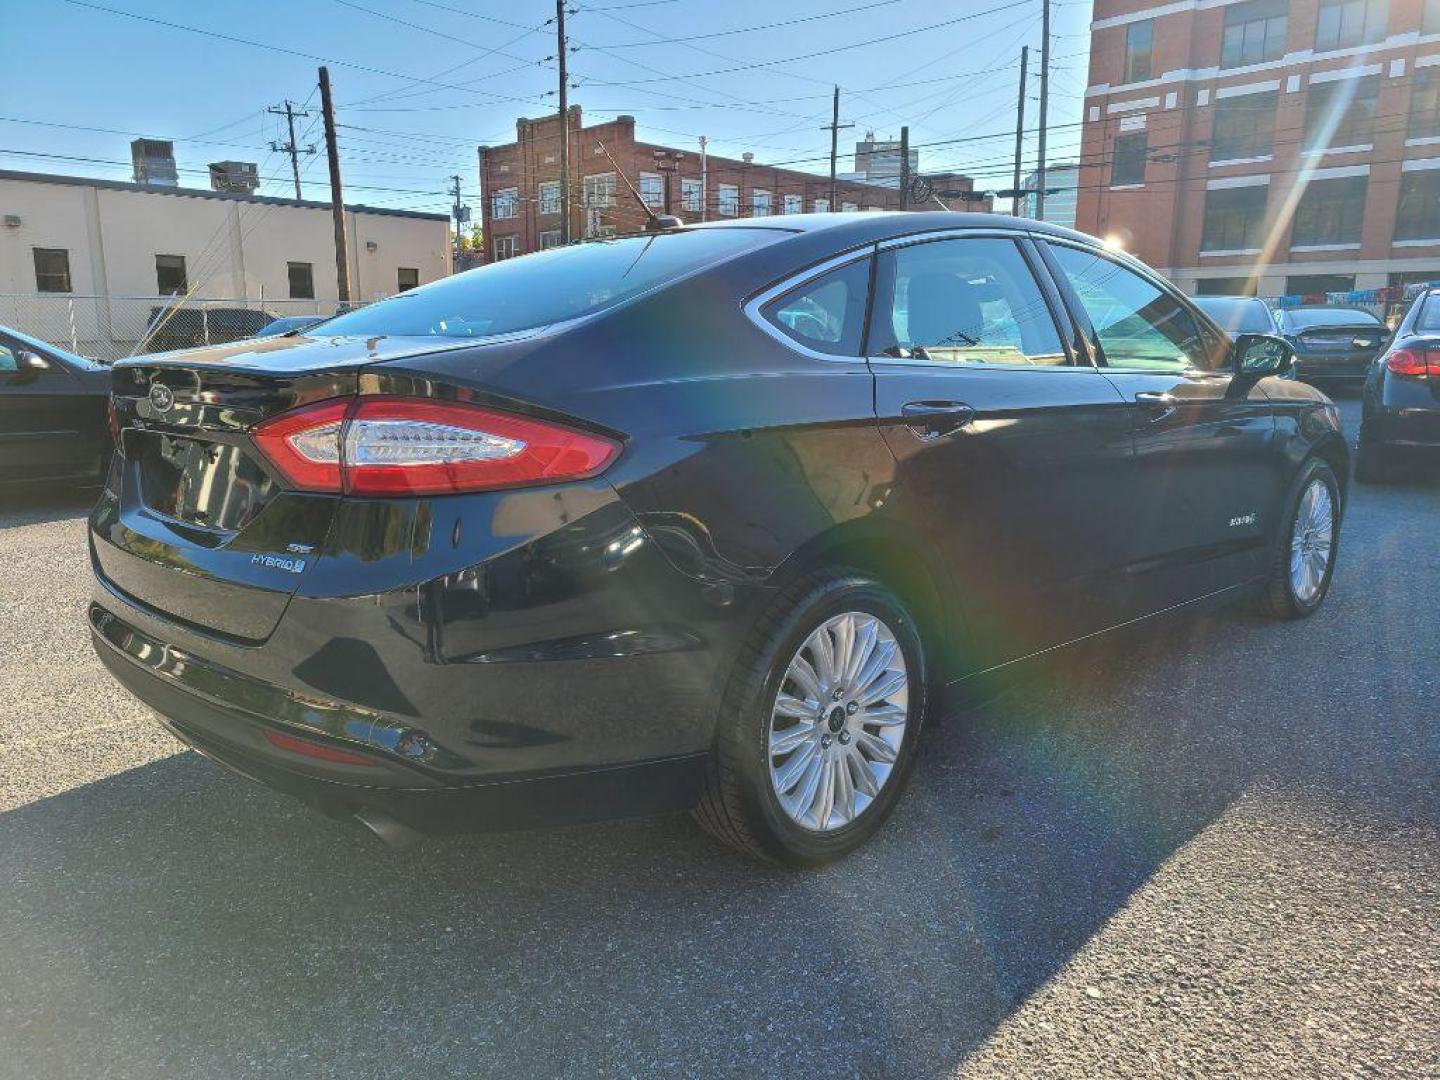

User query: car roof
[682,210,1096,247]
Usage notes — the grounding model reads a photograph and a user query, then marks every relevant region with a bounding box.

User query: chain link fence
[0,294,368,363]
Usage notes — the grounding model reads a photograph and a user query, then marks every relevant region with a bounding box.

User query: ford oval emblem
[148,382,175,413]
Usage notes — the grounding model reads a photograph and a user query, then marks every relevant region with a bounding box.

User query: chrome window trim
[742,247,876,364]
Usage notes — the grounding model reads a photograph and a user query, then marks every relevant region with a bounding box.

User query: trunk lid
[94,335,472,641]
[1295,324,1386,353]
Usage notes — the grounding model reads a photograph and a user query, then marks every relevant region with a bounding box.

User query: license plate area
[133,431,278,533]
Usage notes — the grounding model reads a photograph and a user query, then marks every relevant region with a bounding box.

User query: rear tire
[693,568,928,866]
[1258,458,1341,619]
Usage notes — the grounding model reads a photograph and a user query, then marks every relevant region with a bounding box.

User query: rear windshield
[318,228,781,339]
[1194,297,1274,335]
[1284,307,1382,329]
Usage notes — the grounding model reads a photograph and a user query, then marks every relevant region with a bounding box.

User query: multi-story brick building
[1076,0,1440,296]
[478,109,987,263]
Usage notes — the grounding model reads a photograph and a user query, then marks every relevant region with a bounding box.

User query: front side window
[872,237,1067,366]
[155,254,186,296]
[33,248,71,293]
[639,172,663,208]
[1112,131,1148,185]
[1202,184,1269,250]
[1396,170,1440,241]
[538,181,560,216]
[1211,92,1277,159]
[1410,69,1439,141]
[751,189,773,217]
[1221,0,1289,68]
[0,342,17,372]
[1304,76,1380,150]
[680,178,702,213]
[492,187,519,220]
[1048,244,1208,371]
[287,261,315,299]
[1314,0,1389,50]
[717,183,739,216]
[762,259,870,356]
[1124,20,1154,82]
[320,228,778,340]
[1291,174,1368,245]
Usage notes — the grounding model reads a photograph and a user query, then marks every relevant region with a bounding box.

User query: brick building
[1076,0,1440,296]
[478,109,987,263]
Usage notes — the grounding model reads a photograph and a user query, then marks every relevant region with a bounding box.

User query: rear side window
[871,237,1067,365]
[320,228,780,339]
[1048,244,1209,371]
[761,258,870,356]
[1416,295,1440,332]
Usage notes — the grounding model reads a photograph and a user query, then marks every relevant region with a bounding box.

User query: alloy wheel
[767,611,909,832]
[1289,477,1335,604]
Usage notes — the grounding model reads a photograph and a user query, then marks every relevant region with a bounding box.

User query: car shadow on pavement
[0,486,96,527]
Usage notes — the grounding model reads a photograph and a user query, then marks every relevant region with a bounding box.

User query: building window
[1290,175,1368,245]
[751,188,773,216]
[813,197,830,213]
[1112,131,1148,185]
[639,172,663,208]
[1123,20,1154,83]
[1211,91,1277,159]
[1396,170,1440,241]
[1220,0,1289,68]
[1410,69,1440,141]
[155,254,187,296]
[538,181,560,216]
[492,187,519,220]
[717,183,739,216]
[1304,76,1380,150]
[492,236,518,262]
[32,248,71,293]
[1286,273,1354,295]
[782,193,803,215]
[1313,0,1388,51]
[540,230,563,250]
[287,261,314,299]
[841,201,859,212]
[1196,276,1260,297]
[680,178,702,213]
[1202,185,1269,250]
[582,173,615,209]
[1425,0,1440,32]
[397,267,421,290]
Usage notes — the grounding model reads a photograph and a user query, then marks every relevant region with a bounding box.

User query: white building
[1017,164,1080,230]
[0,169,451,359]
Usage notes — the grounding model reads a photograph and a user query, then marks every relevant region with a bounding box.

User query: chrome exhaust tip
[353,808,423,849]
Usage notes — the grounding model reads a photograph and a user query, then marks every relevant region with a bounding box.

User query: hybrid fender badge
[1229,513,1258,528]
[148,382,175,413]
[250,553,307,574]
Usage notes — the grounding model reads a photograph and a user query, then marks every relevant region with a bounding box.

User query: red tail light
[252,396,621,496]
[1385,348,1437,377]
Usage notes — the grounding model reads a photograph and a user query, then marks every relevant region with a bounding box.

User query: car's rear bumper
[90,601,710,832]
[1369,404,1440,448]
[1294,352,1375,380]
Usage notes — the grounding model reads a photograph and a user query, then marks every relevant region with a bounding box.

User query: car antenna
[593,140,684,232]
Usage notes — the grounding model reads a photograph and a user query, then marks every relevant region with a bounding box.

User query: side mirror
[16,350,51,372]
[1232,333,1295,378]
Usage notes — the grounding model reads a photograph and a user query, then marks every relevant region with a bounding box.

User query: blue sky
[0,0,1094,217]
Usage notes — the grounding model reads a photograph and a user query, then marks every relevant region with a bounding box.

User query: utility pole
[318,66,351,303]
[898,126,911,210]
[267,99,314,201]
[1037,0,1051,222]
[449,174,467,260]
[821,86,854,210]
[1013,46,1028,216]
[698,135,708,221]
[557,0,571,244]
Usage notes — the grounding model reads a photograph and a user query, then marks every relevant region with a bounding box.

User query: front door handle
[900,400,975,439]
[1133,390,1178,420]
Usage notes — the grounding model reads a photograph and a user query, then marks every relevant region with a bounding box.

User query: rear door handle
[900,400,974,439]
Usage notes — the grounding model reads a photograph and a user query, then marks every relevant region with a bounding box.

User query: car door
[1036,239,1280,613]
[866,231,1136,672]
[0,335,95,483]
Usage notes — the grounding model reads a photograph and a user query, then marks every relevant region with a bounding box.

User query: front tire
[694,569,928,866]
[1258,458,1341,619]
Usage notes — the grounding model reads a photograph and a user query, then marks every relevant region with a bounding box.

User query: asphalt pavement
[1,391,1436,1079]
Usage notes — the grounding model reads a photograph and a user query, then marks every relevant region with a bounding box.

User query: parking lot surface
[1,393,1436,1079]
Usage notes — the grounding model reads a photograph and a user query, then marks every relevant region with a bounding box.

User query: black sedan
[1274,305,1390,383]
[0,325,112,490]
[89,213,1347,865]
[1354,287,1440,482]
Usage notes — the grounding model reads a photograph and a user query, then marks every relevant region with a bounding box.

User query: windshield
[1284,307,1382,329]
[1194,297,1274,335]
[319,228,783,339]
